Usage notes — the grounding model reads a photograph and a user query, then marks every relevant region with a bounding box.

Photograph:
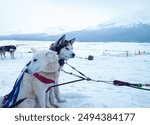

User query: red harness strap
[33,73,55,93]
[33,73,55,84]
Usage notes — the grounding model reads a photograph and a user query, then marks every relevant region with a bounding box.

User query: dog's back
[2,45,16,52]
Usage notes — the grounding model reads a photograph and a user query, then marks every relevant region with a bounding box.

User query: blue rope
[2,68,27,108]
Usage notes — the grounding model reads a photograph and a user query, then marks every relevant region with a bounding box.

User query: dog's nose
[25,68,32,74]
[72,53,75,58]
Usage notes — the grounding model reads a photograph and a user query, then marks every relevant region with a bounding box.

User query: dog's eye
[33,59,38,62]
[65,47,70,50]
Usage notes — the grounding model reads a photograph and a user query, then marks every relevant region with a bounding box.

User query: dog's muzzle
[24,61,32,74]
[24,68,32,74]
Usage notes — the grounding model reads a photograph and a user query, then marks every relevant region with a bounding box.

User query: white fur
[27,48,59,73]
[59,43,74,60]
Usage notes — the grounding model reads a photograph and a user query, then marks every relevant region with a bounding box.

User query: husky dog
[1,45,17,59]
[0,48,59,108]
[50,35,75,63]
[49,35,75,103]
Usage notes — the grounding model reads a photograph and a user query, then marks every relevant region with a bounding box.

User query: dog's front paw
[53,104,60,108]
[58,98,66,103]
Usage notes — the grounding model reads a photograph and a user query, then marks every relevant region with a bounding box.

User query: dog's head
[26,48,59,74]
[10,45,16,50]
[50,35,75,61]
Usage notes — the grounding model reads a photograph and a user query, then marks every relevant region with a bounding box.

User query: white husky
[0,48,59,108]
[50,35,75,103]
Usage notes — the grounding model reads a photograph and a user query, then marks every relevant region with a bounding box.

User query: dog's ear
[31,48,37,54]
[57,35,66,45]
[69,38,76,45]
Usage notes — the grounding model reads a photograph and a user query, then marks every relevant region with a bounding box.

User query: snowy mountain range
[64,22,150,42]
[0,18,150,42]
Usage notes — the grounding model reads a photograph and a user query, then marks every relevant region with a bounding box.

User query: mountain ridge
[0,22,150,42]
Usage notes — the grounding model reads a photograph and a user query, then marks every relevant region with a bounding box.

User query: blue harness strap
[2,67,28,108]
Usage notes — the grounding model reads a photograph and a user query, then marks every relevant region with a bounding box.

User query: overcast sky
[0,0,149,34]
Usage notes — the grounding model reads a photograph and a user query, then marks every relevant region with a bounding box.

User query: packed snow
[0,40,150,108]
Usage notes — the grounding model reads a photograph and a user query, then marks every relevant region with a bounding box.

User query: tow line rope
[52,62,150,91]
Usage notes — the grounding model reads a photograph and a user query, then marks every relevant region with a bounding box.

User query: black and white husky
[50,35,75,63]
[49,35,75,103]
[0,45,16,59]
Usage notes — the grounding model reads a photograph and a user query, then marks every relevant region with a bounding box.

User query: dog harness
[33,73,55,84]
[33,73,55,93]
[2,67,28,108]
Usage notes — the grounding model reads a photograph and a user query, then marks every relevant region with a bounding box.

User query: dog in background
[0,45,17,59]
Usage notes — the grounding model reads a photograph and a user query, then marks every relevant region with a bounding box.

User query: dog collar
[58,59,65,66]
[33,73,55,84]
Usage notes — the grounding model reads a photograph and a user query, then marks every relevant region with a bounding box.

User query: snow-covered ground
[0,41,150,108]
